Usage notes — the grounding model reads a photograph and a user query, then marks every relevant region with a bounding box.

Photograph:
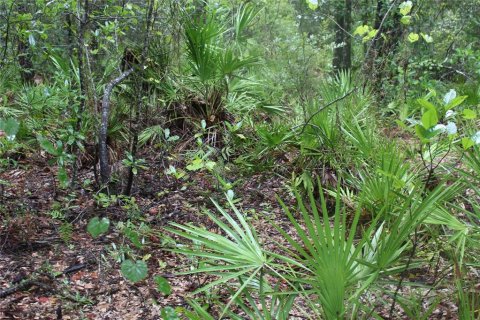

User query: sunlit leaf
[421,108,438,129]
[354,25,369,36]
[462,137,475,150]
[463,109,477,119]
[408,32,419,43]
[400,16,411,25]
[399,1,413,16]
[306,0,318,10]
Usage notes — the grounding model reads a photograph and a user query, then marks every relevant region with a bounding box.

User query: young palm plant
[168,177,459,319]
[182,6,258,123]
[166,198,272,318]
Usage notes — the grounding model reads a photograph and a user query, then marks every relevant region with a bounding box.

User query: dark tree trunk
[17,40,34,83]
[332,0,352,73]
[123,0,156,196]
[368,0,403,90]
[17,2,34,83]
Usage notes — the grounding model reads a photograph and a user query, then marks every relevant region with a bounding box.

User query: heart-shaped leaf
[161,306,179,320]
[408,32,419,43]
[121,259,148,282]
[87,217,110,238]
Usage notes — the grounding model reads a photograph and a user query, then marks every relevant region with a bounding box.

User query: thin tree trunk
[99,68,134,185]
[123,0,156,195]
[17,2,34,83]
[70,0,89,189]
[0,1,15,68]
[332,0,352,72]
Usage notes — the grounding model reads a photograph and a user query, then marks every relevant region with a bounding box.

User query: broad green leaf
[445,95,467,110]
[364,29,378,42]
[354,25,369,36]
[463,109,477,119]
[462,137,475,150]
[400,16,411,25]
[415,125,427,142]
[408,32,419,43]
[306,0,318,10]
[154,276,172,295]
[124,228,143,248]
[186,158,204,171]
[161,307,179,320]
[417,98,436,111]
[37,136,57,155]
[421,109,438,129]
[121,259,148,282]
[205,161,216,170]
[87,217,110,238]
[415,125,439,143]
[399,1,413,15]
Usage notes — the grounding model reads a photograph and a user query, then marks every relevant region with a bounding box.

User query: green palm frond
[166,198,268,318]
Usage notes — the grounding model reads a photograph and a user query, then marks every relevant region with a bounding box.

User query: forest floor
[0,152,459,319]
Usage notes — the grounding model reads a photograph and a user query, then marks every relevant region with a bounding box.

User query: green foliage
[122,153,147,175]
[0,118,19,140]
[167,198,268,317]
[87,217,110,238]
[154,275,172,296]
[120,259,148,283]
[161,306,180,320]
[3,0,480,317]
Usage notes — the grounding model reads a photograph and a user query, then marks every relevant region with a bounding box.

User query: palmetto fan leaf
[166,198,268,318]
[273,182,367,319]
[184,15,224,83]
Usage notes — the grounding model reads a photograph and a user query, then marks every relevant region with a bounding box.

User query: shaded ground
[0,153,459,319]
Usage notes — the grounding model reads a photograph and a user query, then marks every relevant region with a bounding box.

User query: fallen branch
[0,263,87,299]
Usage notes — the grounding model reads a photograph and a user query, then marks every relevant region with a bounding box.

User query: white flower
[472,131,480,144]
[443,89,457,105]
[445,110,456,119]
[446,122,457,135]
[433,124,446,132]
